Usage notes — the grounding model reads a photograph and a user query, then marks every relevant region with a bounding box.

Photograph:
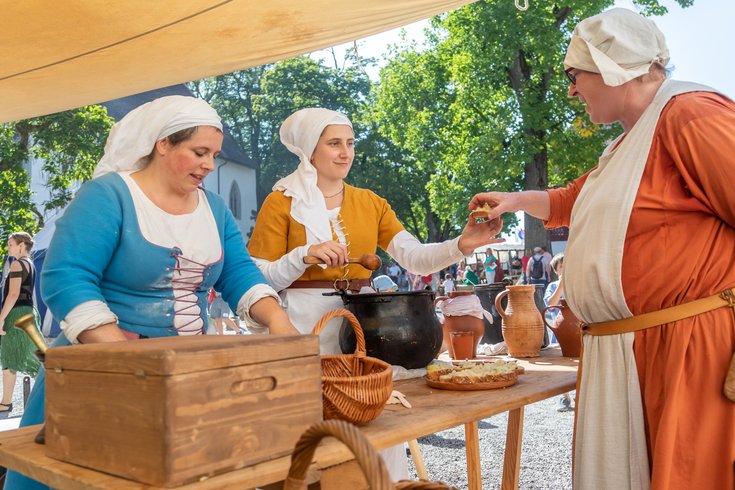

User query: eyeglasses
[564,68,577,85]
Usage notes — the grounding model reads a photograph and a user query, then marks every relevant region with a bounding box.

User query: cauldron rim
[341,290,436,300]
[472,282,508,291]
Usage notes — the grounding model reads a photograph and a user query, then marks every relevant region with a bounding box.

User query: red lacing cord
[170,252,210,334]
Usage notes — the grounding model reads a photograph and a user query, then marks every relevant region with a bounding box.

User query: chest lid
[45,334,318,376]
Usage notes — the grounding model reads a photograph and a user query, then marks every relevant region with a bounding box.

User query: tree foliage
[0,106,113,238]
[371,0,692,249]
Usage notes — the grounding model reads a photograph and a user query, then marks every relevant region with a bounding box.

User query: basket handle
[311,308,367,376]
[283,420,392,490]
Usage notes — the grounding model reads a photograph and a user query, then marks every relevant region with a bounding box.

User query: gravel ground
[0,373,33,421]
[406,392,575,490]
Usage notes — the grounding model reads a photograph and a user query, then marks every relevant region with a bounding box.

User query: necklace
[322,186,345,199]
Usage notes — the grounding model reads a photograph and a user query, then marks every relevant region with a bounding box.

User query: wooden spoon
[303,253,382,271]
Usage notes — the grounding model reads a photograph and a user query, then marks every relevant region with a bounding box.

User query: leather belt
[289,278,372,293]
[582,287,735,336]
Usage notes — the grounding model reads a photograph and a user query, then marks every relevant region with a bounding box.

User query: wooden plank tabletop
[0,348,578,489]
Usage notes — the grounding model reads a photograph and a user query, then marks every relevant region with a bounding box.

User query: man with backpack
[526,246,548,288]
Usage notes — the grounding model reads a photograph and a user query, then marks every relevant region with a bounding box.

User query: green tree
[370,43,461,242]
[373,0,691,250]
[0,106,113,238]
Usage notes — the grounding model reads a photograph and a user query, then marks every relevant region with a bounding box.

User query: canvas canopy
[1,0,477,124]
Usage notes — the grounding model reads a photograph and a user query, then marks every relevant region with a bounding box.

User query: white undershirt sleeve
[386,230,466,275]
[61,300,119,344]
[251,245,311,292]
[236,283,282,329]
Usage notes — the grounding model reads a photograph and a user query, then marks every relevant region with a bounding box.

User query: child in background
[442,274,455,294]
[543,253,573,412]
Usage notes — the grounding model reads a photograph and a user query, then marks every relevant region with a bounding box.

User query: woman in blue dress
[5,95,298,490]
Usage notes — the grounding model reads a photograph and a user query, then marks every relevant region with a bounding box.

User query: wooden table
[0,349,577,490]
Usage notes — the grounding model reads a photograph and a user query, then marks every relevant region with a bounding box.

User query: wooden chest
[45,334,322,487]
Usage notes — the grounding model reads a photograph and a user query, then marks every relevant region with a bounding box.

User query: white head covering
[273,108,353,244]
[93,95,222,178]
[564,8,669,87]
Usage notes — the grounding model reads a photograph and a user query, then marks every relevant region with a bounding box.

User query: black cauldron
[473,282,506,344]
[532,284,551,348]
[338,290,443,369]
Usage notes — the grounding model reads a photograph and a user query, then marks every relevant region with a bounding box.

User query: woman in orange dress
[471,9,735,490]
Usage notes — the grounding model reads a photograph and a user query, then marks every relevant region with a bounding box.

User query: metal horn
[12,313,49,444]
[14,313,48,357]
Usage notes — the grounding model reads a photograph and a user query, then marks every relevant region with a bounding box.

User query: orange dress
[547,92,735,489]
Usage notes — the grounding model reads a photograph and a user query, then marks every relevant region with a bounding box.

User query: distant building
[29,84,258,237]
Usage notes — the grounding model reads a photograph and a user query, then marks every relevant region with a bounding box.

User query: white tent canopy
[1,0,476,123]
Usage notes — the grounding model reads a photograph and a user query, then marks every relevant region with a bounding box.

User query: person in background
[0,232,43,416]
[526,247,548,289]
[456,261,466,283]
[208,290,240,334]
[470,9,735,489]
[5,96,298,490]
[442,273,456,294]
[540,246,553,280]
[520,248,532,284]
[463,264,480,286]
[483,248,497,283]
[510,253,523,277]
[387,261,401,285]
[396,269,409,291]
[543,253,572,412]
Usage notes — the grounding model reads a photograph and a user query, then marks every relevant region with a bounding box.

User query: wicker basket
[283,419,457,490]
[311,309,393,425]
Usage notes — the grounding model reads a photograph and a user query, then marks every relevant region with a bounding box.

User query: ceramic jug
[495,285,544,358]
[542,299,582,358]
[435,291,485,360]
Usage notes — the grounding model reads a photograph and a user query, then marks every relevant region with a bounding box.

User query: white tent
[1,0,477,123]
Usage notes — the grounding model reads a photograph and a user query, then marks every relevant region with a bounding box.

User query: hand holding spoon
[303,253,382,271]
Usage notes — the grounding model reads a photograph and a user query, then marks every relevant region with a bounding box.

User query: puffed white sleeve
[251,245,311,292]
[386,230,466,276]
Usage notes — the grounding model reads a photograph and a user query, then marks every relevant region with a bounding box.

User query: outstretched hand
[468,192,517,221]
[457,213,505,256]
[307,240,349,268]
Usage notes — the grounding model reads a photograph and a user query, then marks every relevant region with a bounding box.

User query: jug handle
[494,289,510,321]
[542,305,560,330]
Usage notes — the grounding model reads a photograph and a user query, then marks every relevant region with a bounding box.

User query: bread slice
[471,202,494,218]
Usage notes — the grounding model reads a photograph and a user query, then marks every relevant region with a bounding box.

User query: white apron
[563,80,716,490]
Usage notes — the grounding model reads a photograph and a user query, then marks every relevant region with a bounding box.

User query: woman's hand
[457,214,505,256]
[250,297,299,335]
[469,190,551,221]
[307,241,348,268]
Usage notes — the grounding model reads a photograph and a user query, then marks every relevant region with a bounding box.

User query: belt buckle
[333,278,351,292]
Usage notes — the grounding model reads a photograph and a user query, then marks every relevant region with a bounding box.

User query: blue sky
[313,0,734,97]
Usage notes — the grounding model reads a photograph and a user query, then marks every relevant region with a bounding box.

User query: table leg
[501,407,524,490]
[408,439,428,480]
[464,420,482,490]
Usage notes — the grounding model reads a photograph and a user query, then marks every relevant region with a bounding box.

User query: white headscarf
[93,95,222,178]
[564,8,669,87]
[273,108,353,244]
